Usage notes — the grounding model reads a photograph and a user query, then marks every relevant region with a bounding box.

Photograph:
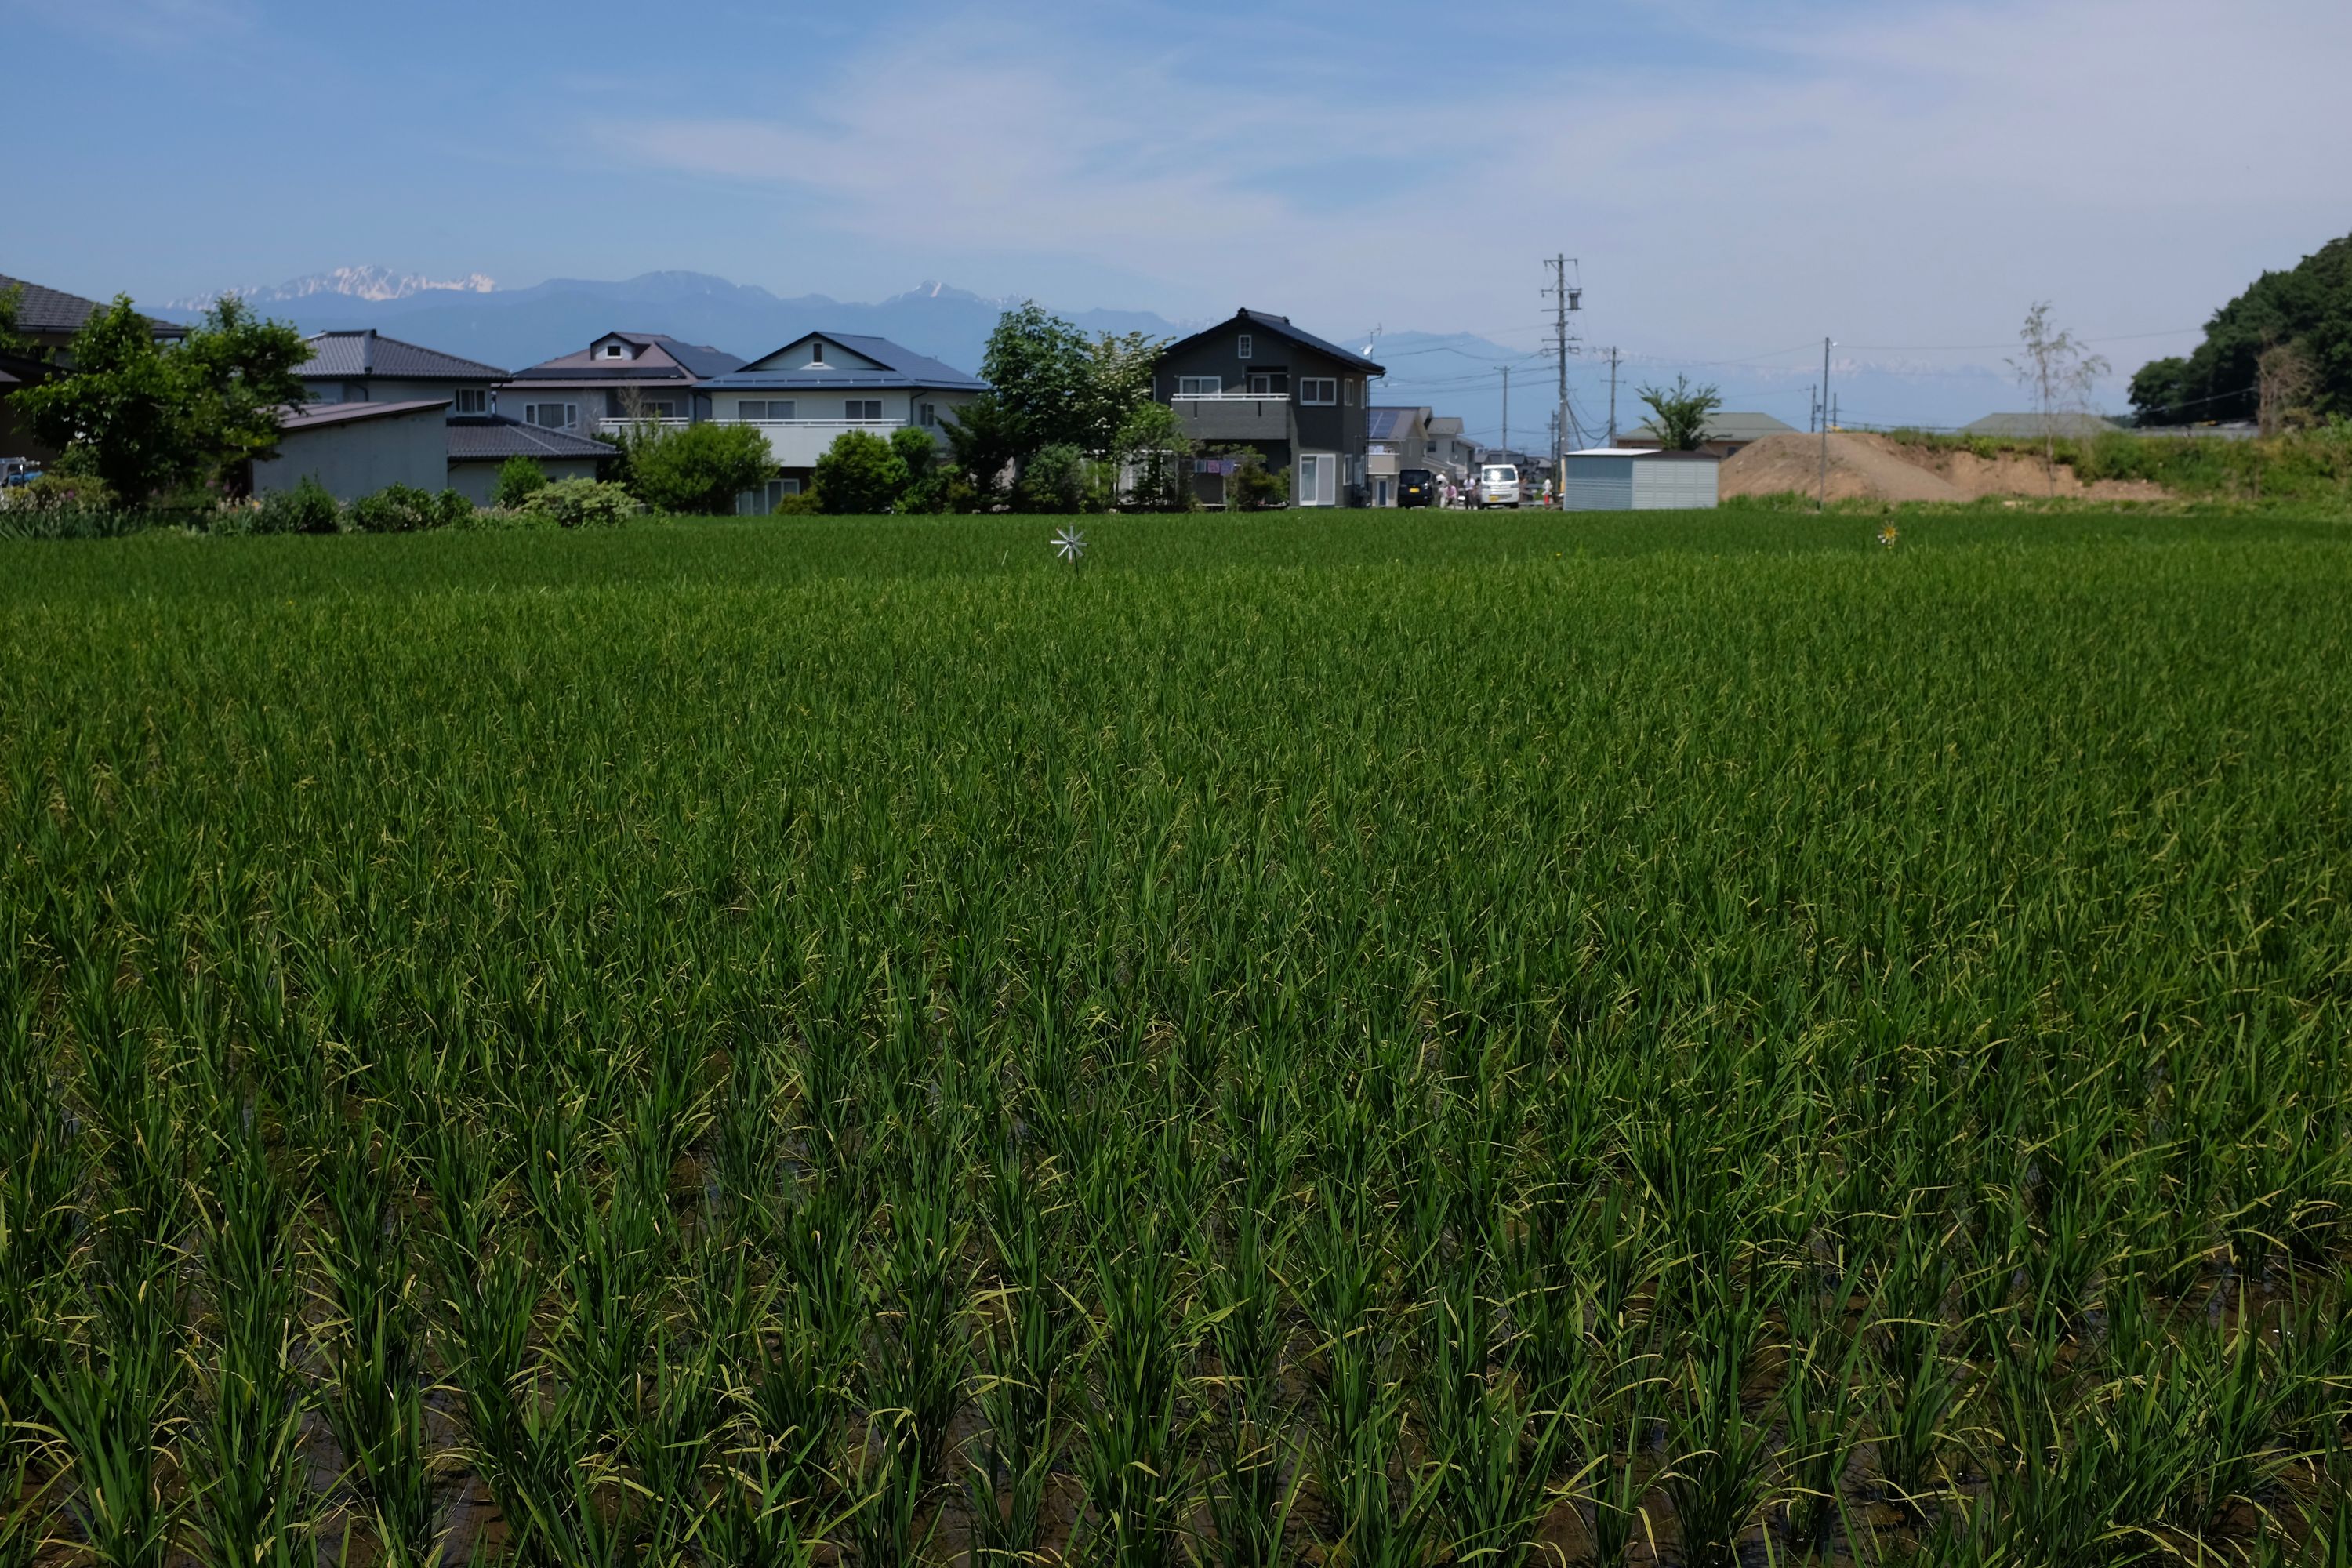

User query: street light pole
[1817,337,1832,511]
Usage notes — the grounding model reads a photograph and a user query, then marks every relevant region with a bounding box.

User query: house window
[638,401,677,420]
[845,400,883,421]
[919,402,937,427]
[1299,453,1324,506]
[1237,334,1252,360]
[1175,376,1222,397]
[809,339,826,365]
[737,401,796,422]
[451,388,489,415]
[1345,379,1357,406]
[1247,372,1289,396]
[524,403,578,430]
[603,343,626,359]
[1299,378,1337,405]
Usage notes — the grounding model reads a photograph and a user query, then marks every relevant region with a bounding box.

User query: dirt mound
[1719,432,2170,504]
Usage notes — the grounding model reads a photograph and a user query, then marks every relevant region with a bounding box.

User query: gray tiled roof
[277,399,450,431]
[509,333,745,383]
[0,272,187,339]
[707,332,986,392]
[299,329,506,382]
[1160,309,1385,375]
[445,416,612,462]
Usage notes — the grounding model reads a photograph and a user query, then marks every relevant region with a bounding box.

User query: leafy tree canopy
[811,429,909,514]
[623,419,773,514]
[979,303,1169,465]
[2130,232,2352,426]
[1635,374,1724,450]
[12,295,307,501]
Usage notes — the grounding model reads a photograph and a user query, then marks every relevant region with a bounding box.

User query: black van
[1397,468,1436,507]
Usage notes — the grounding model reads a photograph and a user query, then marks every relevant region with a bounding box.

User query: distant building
[1152,309,1384,507]
[1958,412,2121,440]
[1365,406,1432,506]
[698,332,988,509]
[1619,411,1797,457]
[1424,416,1475,481]
[295,328,610,500]
[505,332,747,434]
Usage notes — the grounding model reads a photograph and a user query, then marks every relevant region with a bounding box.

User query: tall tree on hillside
[1634,376,1722,450]
[2129,232,2352,426]
[2008,303,2109,496]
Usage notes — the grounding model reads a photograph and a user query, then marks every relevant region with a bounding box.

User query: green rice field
[3,506,2350,1566]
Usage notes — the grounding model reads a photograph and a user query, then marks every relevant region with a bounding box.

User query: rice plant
[2,506,2349,1563]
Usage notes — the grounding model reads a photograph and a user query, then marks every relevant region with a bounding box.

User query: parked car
[1398,468,1436,508]
[0,459,41,487]
[1477,463,1521,508]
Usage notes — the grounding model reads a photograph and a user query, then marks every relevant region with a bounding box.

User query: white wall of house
[695,389,975,470]
[445,456,602,505]
[301,378,499,416]
[254,408,449,500]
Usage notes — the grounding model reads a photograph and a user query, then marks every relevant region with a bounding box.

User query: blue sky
[10,0,2350,391]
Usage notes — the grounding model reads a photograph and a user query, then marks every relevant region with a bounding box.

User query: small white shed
[1561,447,1720,510]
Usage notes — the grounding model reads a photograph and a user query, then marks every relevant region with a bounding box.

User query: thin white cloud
[5,0,256,49]
[593,0,2352,361]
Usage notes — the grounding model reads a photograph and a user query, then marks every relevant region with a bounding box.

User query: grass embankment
[1885,423,2352,506]
[4,509,2350,1564]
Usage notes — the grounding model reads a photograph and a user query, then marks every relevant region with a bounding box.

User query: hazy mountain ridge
[167,265,497,310]
[155,269,1197,381]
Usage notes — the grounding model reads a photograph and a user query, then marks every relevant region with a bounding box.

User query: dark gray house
[1152,309,1385,507]
[503,332,747,434]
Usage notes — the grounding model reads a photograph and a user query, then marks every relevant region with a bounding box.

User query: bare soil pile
[1720,432,2171,503]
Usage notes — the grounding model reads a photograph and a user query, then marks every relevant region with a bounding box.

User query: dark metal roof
[708,332,986,392]
[509,332,746,383]
[277,399,450,432]
[445,416,612,462]
[1157,308,1385,375]
[299,329,506,382]
[0,272,187,339]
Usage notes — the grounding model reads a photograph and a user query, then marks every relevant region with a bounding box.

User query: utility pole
[1543,256,1581,484]
[1501,364,1509,456]
[1817,337,1832,511]
[1605,347,1621,445]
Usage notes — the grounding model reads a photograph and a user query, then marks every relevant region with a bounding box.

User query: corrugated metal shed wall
[1632,456,1719,510]
[1563,455,1635,510]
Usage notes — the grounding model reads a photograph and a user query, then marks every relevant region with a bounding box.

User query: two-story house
[695,332,988,503]
[1425,416,1475,482]
[504,332,747,434]
[294,329,611,501]
[1152,309,1385,508]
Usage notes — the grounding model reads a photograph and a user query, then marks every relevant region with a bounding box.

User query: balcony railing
[596,416,921,467]
[1171,392,1292,402]
[1169,394,1293,442]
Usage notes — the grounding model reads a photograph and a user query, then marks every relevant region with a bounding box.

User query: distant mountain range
[157,268,1195,388]
[154,267,2089,437]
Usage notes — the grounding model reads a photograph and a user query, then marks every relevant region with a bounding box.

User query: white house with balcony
[691,332,988,507]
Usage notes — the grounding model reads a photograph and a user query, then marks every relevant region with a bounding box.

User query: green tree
[1112,400,1196,511]
[13,295,306,500]
[811,429,909,514]
[13,296,194,500]
[492,455,550,508]
[2129,232,2352,425]
[173,296,312,483]
[2008,303,2109,494]
[982,303,1094,453]
[890,425,947,512]
[0,283,30,358]
[1634,375,1724,451]
[1078,331,1164,455]
[624,420,774,514]
[1011,443,1087,514]
[942,393,1025,509]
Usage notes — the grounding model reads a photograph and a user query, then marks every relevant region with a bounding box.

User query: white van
[1477,463,1521,508]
